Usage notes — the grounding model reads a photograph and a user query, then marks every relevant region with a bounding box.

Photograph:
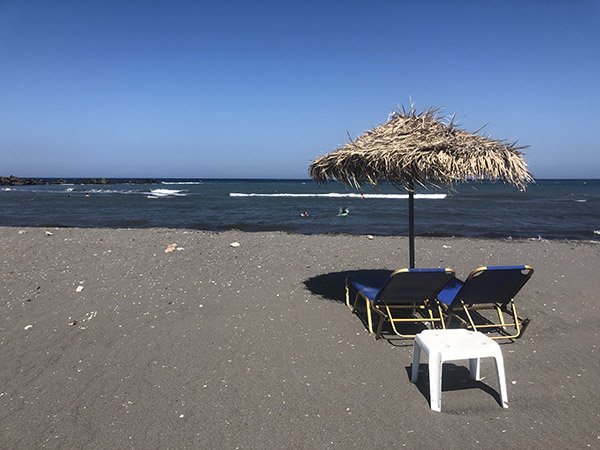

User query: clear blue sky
[1,1,598,178]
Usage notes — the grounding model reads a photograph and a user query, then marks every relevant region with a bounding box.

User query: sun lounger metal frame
[345,268,455,340]
[438,265,534,340]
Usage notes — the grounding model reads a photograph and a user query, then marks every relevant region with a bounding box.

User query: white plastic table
[411,329,508,412]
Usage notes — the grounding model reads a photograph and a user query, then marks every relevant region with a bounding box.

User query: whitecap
[89,189,123,194]
[575,199,587,203]
[148,189,187,198]
[594,230,600,235]
[229,192,447,199]
[161,181,202,185]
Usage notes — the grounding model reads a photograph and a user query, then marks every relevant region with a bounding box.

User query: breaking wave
[229,192,447,199]
[146,189,187,199]
[161,181,202,185]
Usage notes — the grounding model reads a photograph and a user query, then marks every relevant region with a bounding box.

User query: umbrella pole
[408,180,415,268]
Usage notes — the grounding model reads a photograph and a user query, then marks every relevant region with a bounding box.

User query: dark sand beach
[1,227,598,448]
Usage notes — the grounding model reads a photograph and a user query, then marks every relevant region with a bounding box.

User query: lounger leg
[469,357,482,380]
[437,303,446,329]
[496,304,508,331]
[426,306,435,329]
[411,343,422,383]
[345,280,352,310]
[511,302,522,338]
[462,302,478,331]
[351,293,360,314]
[493,351,509,408]
[365,297,374,336]
[374,309,385,340]
[429,352,443,412]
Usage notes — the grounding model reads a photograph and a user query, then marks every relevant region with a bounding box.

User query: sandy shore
[1,227,598,448]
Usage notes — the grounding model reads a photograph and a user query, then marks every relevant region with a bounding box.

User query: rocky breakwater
[0,175,160,185]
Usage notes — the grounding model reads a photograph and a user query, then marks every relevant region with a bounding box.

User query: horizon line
[2,176,599,181]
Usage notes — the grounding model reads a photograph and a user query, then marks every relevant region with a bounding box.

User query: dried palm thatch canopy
[310,107,533,191]
[309,106,533,268]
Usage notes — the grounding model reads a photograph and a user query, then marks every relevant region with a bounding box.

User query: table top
[415,329,499,354]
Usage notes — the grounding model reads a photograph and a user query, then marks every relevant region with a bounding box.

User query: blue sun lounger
[345,268,455,339]
[437,265,534,339]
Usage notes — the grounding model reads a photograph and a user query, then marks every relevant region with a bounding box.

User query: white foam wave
[161,181,202,185]
[81,188,187,197]
[594,230,600,235]
[148,189,187,198]
[2,187,13,191]
[229,192,447,199]
[89,189,136,194]
[575,199,587,203]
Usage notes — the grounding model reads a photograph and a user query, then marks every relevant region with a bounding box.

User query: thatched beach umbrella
[310,107,533,268]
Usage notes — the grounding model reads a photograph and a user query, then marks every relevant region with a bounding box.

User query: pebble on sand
[230,242,241,247]
[165,243,184,253]
[24,325,33,330]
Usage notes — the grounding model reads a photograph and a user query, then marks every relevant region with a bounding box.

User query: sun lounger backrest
[455,265,534,306]
[375,268,454,305]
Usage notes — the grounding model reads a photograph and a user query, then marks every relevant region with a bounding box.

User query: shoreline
[1,226,599,448]
[3,225,599,245]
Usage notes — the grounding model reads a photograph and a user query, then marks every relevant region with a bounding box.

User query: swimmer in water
[300,210,309,217]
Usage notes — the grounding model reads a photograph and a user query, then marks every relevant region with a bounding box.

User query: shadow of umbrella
[303,269,434,340]
[303,269,390,303]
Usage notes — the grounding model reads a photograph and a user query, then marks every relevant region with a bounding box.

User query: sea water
[0,179,598,241]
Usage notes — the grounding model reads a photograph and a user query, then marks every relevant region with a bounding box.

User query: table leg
[429,352,442,412]
[411,343,422,383]
[469,357,482,380]
[494,352,509,408]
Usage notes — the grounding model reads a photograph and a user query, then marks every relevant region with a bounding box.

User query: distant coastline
[0,175,160,186]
